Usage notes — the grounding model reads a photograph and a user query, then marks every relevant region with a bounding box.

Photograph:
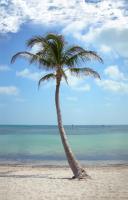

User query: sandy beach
[0,165,128,200]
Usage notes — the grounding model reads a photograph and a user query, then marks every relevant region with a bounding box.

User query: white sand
[0,165,128,200]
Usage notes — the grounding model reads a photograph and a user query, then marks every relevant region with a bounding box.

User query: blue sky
[0,0,128,125]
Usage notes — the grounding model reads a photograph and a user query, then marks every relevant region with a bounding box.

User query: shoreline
[0,159,128,168]
[1,163,128,171]
[0,162,128,168]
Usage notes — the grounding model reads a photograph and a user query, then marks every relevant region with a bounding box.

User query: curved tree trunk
[55,80,88,179]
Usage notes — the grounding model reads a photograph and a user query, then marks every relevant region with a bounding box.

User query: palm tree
[11,33,103,179]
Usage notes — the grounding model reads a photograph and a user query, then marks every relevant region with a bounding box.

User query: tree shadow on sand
[0,174,73,180]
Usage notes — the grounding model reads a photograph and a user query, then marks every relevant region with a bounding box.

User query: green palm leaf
[60,69,68,84]
[64,46,103,67]
[45,33,65,64]
[11,33,102,84]
[11,50,56,70]
[27,36,47,48]
[46,34,64,49]
[69,67,100,79]
[27,35,58,64]
[38,73,56,88]
[11,51,35,63]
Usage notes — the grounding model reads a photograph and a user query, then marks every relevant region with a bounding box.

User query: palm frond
[32,50,56,68]
[38,73,56,88]
[45,33,65,64]
[27,35,59,65]
[29,54,54,69]
[11,50,57,71]
[64,46,103,67]
[69,67,100,79]
[11,51,35,63]
[60,69,68,84]
[11,34,102,86]
[26,36,47,48]
[45,33,65,50]
[83,50,103,63]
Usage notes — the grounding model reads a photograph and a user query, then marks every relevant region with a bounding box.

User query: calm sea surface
[0,125,128,165]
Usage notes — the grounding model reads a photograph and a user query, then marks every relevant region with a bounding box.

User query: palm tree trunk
[55,80,88,179]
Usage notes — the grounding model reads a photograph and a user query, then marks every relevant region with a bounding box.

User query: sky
[0,0,128,125]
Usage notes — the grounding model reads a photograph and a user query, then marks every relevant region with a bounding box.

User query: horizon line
[0,124,128,126]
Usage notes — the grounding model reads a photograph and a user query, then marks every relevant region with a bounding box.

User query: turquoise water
[0,125,128,165]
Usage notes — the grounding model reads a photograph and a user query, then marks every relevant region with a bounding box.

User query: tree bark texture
[55,80,88,179]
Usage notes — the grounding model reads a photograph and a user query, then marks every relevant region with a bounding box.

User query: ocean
[0,125,128,165]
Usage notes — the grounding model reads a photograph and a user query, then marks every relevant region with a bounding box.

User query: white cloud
[73,84,91,92]
[0,86,19,95]
[30,44,42,54]
[0,0,127,35]
[96,79,128,93]
[62,21,86,39]
[104,65,125,81]
[16,68,43,81]
[96,65,128,94]
[64,71,91,92]
[0,0,82,33]
[62,1,128,32]
[16,68,91,91]
[99,45,111,54]
[66,73,83,87]
[87,27,128,59]
[62,1,128,59]
[0,65,10,71]
[0,0,127,62]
